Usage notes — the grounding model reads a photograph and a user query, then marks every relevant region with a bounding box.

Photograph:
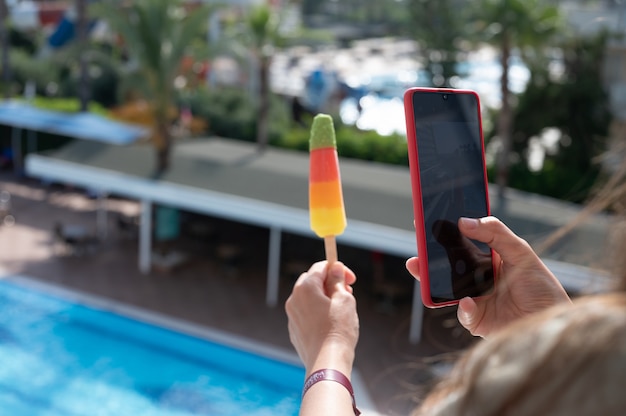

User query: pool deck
[0,172,472,416]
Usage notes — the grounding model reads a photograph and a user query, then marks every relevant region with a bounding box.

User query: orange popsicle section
[309,176,346,237]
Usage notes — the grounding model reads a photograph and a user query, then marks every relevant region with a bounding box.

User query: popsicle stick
[324,235,338,264]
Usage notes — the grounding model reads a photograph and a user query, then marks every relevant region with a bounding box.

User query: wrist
[302,368,361,416]
[308,339,355,378]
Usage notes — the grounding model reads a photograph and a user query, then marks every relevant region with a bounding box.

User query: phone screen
[408,90,494,304]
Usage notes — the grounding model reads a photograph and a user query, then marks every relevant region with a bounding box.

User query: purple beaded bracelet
[302,368,361,415]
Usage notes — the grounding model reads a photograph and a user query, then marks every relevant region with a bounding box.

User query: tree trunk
[154,120,171,178]
[76,0,90,112]
[496,32,512,206]
[256,55,270,152]
[0,0,11,99]
[155,145,170,178]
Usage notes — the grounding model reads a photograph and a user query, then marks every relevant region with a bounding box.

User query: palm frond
[92,0,213,103]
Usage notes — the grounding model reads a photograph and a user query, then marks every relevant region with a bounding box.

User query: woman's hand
[285,261,359,375]
[407,216,571,338]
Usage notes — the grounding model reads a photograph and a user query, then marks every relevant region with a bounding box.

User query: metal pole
[96,191,108,240]
[409,280,423,344]
[27,129,36,156]
[139,199,152,274]
[11,127,21,175]
[266,225,282,307]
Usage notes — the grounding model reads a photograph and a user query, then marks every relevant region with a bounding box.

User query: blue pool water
[0,279,304,416]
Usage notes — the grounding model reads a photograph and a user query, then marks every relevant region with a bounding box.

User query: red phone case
[403,87,494,308]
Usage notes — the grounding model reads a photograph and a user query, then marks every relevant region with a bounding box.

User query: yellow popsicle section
[309,114,347,239]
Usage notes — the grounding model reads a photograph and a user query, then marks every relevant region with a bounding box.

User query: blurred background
[0,0,625,415]
[1,0,624,202]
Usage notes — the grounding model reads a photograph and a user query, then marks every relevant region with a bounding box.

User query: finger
[293,261,327,287]
[327,262,357,291]
[294,261,355,298]
[457,296,484,337]
[325,261,348,296]
[405,256,421,282]
[458,216,535,265]
[343,265,357,286]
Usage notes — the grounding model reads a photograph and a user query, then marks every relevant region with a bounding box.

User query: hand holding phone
[404,88,495,308]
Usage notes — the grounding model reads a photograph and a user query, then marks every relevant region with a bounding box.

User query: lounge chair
[52,222,99,256]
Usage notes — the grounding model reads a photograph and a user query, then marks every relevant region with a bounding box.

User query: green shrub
[274,126,310,151]
[488,160,600,203]
[51,45,123,108]
[182,86,290,143]
[182,86,408,166]
[336,126,408,165]
[59,56,121,108]
[273,123,408,166]
[8,49,60,96]
[9,27,37,55]
[28,97,108,115]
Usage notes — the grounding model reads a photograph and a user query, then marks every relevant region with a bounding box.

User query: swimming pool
[0,277,304,416]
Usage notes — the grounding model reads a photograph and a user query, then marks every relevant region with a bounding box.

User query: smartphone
[403,87,495,308]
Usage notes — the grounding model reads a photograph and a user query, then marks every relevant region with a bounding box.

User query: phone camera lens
[442,94,448,100]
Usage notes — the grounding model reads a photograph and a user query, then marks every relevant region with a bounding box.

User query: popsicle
[309,114,346,263]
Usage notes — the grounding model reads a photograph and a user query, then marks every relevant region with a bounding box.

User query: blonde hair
[537,138,626,288]
[414,294,626,416]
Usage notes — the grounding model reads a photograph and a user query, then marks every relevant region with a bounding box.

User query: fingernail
[460,217,479,229]
[459,309,472,323]
[458,297,475,324]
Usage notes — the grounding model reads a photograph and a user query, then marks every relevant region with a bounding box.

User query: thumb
[457,297,483,337]
[458,216,533,266]
[325,262,347,296]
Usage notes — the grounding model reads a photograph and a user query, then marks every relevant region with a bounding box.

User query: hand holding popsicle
[309,114,347,264]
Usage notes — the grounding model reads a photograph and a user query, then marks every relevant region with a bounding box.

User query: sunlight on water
[0,281,303,416]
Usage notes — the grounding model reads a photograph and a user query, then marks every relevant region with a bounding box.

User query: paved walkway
[0,173,475,415]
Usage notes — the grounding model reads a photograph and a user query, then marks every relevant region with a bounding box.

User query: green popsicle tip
[309,114,336,150]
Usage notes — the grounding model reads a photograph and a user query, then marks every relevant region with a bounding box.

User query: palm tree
[0,0,10,99]
[248,5,283,152]
[93,0,212,176]
[76,0,89,111]
[408,0,469,86]
[473,0,561,199]
[226,4,285,152]
[244,4,284,152]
